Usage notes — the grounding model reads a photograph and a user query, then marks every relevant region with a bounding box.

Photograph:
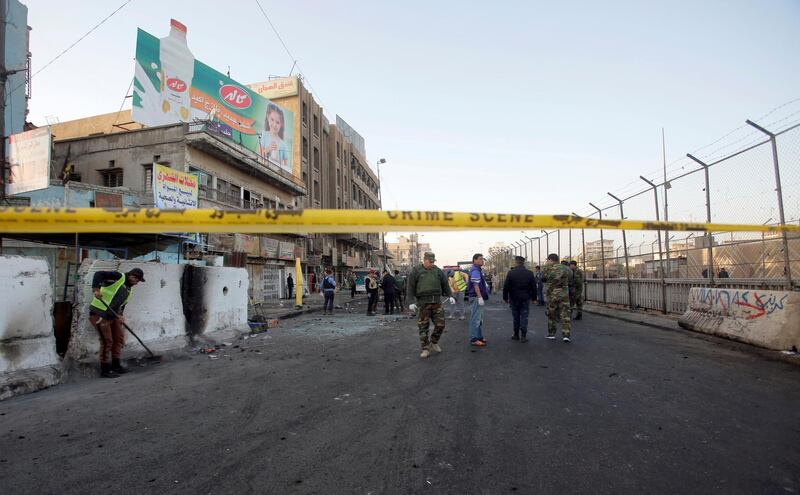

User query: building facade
[385,234,431,271]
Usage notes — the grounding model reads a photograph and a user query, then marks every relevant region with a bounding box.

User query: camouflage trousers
[417,303,445,349]
[570,288,583,315]
[546,296,571,337]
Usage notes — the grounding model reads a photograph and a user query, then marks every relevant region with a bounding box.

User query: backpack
[368,277,378,290]
[322,276,334,290]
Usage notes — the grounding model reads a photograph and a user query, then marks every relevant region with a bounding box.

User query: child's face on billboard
[268,111,283,134]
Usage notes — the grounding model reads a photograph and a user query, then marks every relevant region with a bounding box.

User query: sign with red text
[153,164,198,209]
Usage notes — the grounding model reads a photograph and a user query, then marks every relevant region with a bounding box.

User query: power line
[7,0,134,97]
[253,0,326,110]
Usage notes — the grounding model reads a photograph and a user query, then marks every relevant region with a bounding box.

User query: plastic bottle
[159,19,195,122]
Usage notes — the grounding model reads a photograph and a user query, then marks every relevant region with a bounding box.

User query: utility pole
[376,158,387,271]
[662,128,671,276]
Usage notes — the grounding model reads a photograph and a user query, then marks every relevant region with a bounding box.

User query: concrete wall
[67,261,189,363]
[67,261,250,363]
[0,256,62,400]
[679,288,800,351]
[194,266,249,337]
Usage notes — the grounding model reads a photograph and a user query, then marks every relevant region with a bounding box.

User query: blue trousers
[469,298,485,342]
[509,299,531,335]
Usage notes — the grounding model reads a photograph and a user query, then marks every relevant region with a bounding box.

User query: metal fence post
[746,120,793,289]
[687,154,715,286]
[609,193,634,310]
[589,203,607,304]
[640,176,668,313]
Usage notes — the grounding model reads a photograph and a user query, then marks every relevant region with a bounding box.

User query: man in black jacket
[502,256,536,343]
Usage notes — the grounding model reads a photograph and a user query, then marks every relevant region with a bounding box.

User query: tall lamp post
[376,158,387,270]
[589,202,607,304]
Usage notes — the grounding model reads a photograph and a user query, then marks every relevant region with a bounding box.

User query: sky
[23,0,800,266]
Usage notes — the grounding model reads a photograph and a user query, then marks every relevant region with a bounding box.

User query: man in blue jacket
[467,253,489,347]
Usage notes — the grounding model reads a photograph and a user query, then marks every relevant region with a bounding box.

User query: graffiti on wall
[689,288,788,321]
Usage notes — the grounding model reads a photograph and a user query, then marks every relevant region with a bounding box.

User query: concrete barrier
[679,287,800,351]
[67,260,188,363]
[0,256,62,400]
[191,266,249,339]
[67,261,249,363]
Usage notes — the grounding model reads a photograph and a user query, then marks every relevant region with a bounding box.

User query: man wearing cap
[502,256,537,342]
[89,268,145,377]
[406,252,455,358]
[543,253,571,342]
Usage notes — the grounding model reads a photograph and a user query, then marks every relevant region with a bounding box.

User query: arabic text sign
[153,164,199,209]
[5,127,51,196]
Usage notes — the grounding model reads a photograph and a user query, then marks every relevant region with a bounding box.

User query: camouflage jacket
[572,267,585,290]
[543,263,570,299]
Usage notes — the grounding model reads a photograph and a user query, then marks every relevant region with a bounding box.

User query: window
[302,137,309,159]
[313,115,319,135]
[100,169,124,188]
[143,164,153,191]
[153,155,161,163]
[108,160,116,168]
[302,171,308,186]
[313,147,319,171]
[336,141,341,159]
[313,180,320,201]
[302,102,308,124]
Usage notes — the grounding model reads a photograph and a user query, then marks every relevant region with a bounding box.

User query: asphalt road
[1,299,799,494]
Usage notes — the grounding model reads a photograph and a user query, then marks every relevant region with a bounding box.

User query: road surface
[1,299,798,494]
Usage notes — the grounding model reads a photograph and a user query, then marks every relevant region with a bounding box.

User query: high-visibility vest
[90,274,131,313]
[454,271,468,292]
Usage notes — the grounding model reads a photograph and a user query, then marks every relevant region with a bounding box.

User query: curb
[583,305,800,367]
[273,295,371,321]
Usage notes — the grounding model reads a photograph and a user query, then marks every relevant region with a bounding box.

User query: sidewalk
[583,302,800,366]
[250,292,371,321]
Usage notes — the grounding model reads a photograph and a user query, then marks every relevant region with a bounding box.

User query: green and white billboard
[132,19,294,176]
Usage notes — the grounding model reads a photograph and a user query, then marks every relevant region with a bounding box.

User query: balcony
[184,121,306,197]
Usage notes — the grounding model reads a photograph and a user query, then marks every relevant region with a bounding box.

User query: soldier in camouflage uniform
[406,252,455,358]
[569,261,584,320]
[542,253,571,342]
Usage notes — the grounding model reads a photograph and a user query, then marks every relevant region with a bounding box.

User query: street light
[589,202,607,304]
[541,230,550,255]
[377,158,387,270]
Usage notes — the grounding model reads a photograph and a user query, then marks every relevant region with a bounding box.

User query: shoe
[546,335,556,340]
[100,363,117,378]
[111,358,129,374]
[575,314,582,320]
[459,316,466,320]
[430,342,442,353]
[479,338,488,344]
[420,348,431,358]
[521,335,528,343]
[471,340,486,347]
[563,336,571,343]
[511,334,520,341]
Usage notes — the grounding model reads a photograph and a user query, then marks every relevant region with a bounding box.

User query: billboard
[335,115,366,159]
[5,127,51,196]
[132,20,295,176]
[248,77,299,100]
[153,163,199,209]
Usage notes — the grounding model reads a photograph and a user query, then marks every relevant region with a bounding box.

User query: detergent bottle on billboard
[159,19,194,122]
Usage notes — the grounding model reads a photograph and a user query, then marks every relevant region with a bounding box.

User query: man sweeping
[89,268,145,378]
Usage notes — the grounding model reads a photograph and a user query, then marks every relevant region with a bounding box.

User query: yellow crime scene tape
[0,208,798,234]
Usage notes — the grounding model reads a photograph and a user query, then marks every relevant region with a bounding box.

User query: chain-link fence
[494,110,800,313]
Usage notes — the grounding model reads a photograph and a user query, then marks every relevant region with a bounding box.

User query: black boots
[511,333,520,341]
[111,358,129,374]
[521,334,528,343]
[100,363,116,378]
